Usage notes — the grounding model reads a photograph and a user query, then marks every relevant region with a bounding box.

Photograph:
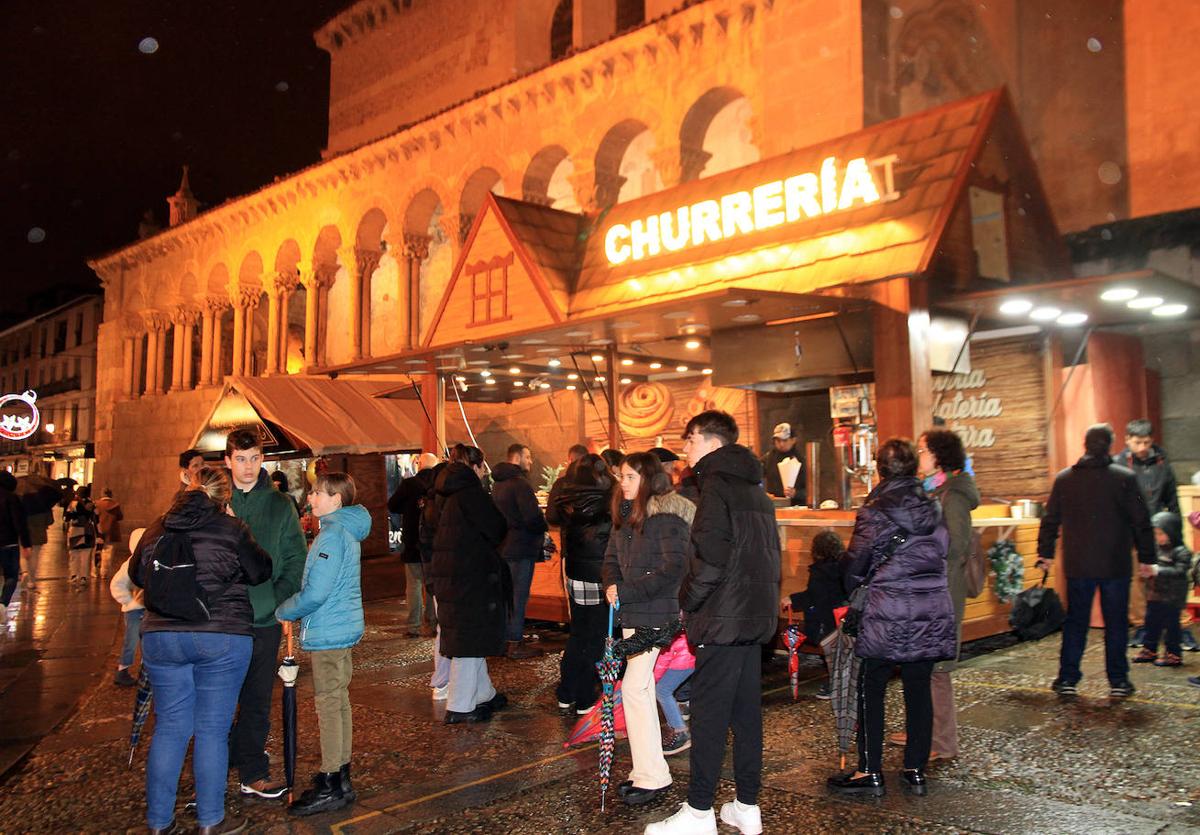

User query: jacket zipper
[153,560,196,570]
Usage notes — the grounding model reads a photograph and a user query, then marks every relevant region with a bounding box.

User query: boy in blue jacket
[276,472,371,816]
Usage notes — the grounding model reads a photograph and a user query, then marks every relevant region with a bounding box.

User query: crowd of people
[0,411,1196,834]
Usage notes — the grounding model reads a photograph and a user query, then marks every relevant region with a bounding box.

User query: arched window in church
[550,0,574,60]
[616,0,645,31]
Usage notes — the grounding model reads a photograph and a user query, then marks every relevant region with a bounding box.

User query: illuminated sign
[604,154,900,266]
[0,390,41,441]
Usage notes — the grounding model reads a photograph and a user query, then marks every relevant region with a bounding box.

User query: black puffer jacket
[1114,446,1180,515]
[1038,454,1155,577]
[602,492,694,628]
[1147,512,1193,608]
[491,462,548,561]
[553,483,613,583]
[0,482,30,549]
[418,462,448,591]
[428,463,511,658]
[680,443,781,645]
[131,490,273,637]
[388,468,435,563]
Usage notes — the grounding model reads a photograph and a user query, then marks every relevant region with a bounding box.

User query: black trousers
[857,657,934,774]
[230,623,282,783]
[687,644,762,810]
[557,598,607,707]
[0,546,19,607]
[1144,600,1183,656]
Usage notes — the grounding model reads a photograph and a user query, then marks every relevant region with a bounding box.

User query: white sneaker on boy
[644,802,718,835]
[719,799,763,834]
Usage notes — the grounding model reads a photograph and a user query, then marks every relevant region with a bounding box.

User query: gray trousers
[446,657,496,713]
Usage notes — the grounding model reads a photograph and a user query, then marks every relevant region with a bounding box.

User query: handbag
[841,532,907,638]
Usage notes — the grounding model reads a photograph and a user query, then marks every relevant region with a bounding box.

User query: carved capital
[142,311,168,332]
[650,145,683,188]
[438,214,471,246]
[356,248,382,278]
[272,270,301,296]
[569,165,624,211]
[401,233,431,261]
[302,263,339,290]
[679,144,712,183]
[202,295,230,316]
[231,286,262,309]
[171,305,201,327]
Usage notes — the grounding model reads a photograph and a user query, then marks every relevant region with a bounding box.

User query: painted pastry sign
[0,390,41,441]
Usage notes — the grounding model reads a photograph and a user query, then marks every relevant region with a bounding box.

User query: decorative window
[468,253,514,327]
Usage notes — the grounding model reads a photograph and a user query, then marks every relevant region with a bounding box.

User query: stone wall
[1141,327,1200,484]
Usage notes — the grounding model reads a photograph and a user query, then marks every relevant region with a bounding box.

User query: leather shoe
[623,783,670,805]
[616,779,634,798]
[148,822,178,835]
[196,816,246,834]
[900,768,928,796]
[239,777,288,799]
[827,771,885,797]
[444,705,493,724]
[480,692,508,712]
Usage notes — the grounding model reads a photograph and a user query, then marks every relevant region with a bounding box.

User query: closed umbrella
[564,681,627,747]
[127,665,154,766]
[784,617,803,701]
[820,610,860,771]
[278,622,299,802]
[595,602,621,811]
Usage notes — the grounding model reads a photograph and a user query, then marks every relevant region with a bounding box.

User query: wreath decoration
[987,538,1024,603]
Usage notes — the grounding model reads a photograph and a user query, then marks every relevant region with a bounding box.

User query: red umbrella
[565,682,628,747]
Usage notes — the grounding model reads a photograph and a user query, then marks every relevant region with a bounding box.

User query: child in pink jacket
[653,632,695,754]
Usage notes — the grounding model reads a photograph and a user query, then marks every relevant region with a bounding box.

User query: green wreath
[988,539,1024,603]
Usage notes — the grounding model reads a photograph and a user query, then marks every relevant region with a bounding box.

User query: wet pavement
[1,552,1198,834]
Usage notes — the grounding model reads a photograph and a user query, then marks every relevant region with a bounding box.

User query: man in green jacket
[225,428,307,799]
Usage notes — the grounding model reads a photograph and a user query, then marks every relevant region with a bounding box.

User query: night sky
[0,1,349,326]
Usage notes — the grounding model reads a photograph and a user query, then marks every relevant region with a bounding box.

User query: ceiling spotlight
[621,358,634,366]
[1056,312,1089,326]
[675,365,689,372]
[684,339,702,350]
[1127,296,1163,310]
[701,368,713,375]
[1029,306,1062,322]
[485,378,496,385]
[999,299,1034,315]
[590,354,604,362]
[539,382,551,390]
[508,366,521,374]
[514,380,525,387]
[1152,303,1189,317]
[595,376,606,383]
[1100,287,1139,302]
[479,369,492,377]
[732,313,762,323]
[620,377,632,384]
[567,372,579,380]
[649,362,662,370]
[566,384,577,391]
[455,375,467,381]
[548,358,561,367]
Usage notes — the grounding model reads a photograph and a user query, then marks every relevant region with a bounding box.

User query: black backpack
[143,531,215,622]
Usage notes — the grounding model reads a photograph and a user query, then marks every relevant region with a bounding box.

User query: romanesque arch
[523,145,578,211]
[273,240,305,374]
[354,207,400,358]
[404,187,454,341]
[679,86,758,181]
[314,226,348,366]
[595,119,661,207]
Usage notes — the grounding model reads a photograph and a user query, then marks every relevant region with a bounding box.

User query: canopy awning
[191,376,428,456]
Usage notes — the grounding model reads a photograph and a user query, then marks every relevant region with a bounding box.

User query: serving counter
[525,504,1048,641]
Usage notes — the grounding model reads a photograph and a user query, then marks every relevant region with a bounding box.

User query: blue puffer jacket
[276,504,371,651]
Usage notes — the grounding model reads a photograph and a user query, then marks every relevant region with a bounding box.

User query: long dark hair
[449,443,484,469]
[572,453,614,491]
[612,451,671,532]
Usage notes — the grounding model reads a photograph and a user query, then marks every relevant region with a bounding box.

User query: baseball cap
[772,422,792,440]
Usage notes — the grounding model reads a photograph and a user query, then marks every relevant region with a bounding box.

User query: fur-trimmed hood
[647,491,696,527]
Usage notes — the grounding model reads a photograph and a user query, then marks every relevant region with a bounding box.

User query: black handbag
[1009,571,1065,641]
[841,532,907,638]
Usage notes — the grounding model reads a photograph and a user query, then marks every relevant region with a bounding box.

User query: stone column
[144,328,159,397]
[205,297,229,385]
[302,269,319,370]
[199,301,216,387]
[316,269,335,368]
[122,335,135,398]
[241,291,261,375]
[169,308,188,391]
[131,332,145,397]
[340,247,365,360]
[650,144,684,189]
[154,318,168,394]
[356,248,381,359]
[273,272,299,374]
[180,307,199,390]
[231,294,246,377]
[679,144,712,184]
[568,163,624,211]
[401,235,430,349]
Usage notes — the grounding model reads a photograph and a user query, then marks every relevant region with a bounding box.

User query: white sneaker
[644,803,717,835]
[719,800,763,835]
[431,685,449,701]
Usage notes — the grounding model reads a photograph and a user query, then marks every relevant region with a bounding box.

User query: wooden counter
[526,504,1051,642]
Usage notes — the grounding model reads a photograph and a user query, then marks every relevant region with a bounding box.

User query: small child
[276,472,371,816]
[108,528,146,687]
[654,631,695,755]
[782,529,849,698]
[1132,512,1193,667]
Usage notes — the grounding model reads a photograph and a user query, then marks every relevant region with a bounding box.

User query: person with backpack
[65,485,98,586]
[130,466,273,835]
[109,528,147,687]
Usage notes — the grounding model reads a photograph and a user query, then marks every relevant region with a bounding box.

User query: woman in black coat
[428,445,510,724]
[551,454,614,713]
[602,452,694,806]
[828,438,954,799]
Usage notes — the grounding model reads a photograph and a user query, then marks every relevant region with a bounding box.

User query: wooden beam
[870,276,932,441]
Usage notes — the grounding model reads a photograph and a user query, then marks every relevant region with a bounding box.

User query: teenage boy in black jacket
[646,411,780,835]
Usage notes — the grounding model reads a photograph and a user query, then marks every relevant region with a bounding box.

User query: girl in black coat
[428,445,510,723]
[602,452,694,805]
[552,454,614,712]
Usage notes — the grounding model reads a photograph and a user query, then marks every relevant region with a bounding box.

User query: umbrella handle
[286,621,294,657]
[607,599,619,639]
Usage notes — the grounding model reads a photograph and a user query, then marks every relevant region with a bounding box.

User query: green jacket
[230,468,307,628]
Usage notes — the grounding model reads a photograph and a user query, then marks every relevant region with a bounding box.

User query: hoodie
[680,443,782,645]
[490,461,548,561]
[276,504,371,651]
[1146,511,1193,608]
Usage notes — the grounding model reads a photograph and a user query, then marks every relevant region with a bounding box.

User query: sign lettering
[0,390,40,441]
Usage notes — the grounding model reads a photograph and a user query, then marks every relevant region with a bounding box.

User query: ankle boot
[288,771,348,816]
[339,762,356,803]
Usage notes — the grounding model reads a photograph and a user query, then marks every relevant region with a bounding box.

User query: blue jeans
[1060,577,1130,687]
[120,609,145,668]
[142,631,252,829]
[656,667,693,730]
[505,558,536,642]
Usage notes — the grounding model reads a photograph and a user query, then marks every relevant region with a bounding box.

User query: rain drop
[138,36,159,54]
[1097,161,1122,185]
[1086,37,1102,53]
[889,6,903,18]
[27,227,46,244]
[275,81,289,93]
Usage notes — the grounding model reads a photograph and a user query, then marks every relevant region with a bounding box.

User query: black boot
[340,762,356,803]
[288,771,348,816]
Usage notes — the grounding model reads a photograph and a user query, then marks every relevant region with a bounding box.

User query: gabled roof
[490,195,588,295]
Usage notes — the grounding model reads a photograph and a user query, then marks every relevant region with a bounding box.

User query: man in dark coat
[0,471,31,629]
[760,422,806,507]
[388,453,439,637]
[648,411,779,835]
[1038,423,1155,698]
[491,443,548,659]
[1114,419,1180,515]
[428,453,510,723]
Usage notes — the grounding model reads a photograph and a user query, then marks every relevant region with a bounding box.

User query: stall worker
[760,422,807,506]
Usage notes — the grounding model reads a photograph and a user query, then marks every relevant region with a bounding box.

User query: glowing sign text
[604,155,899,265]
[0,390,41,441]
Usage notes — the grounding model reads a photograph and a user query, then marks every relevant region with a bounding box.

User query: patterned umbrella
[595,602,622,811]
[564,681,627,748]
[279,623,299,802]
[820,615,860,771]
[784,614,802,701]
[127,665,153,766]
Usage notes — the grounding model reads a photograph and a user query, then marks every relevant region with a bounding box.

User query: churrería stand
[320,89,1192,638]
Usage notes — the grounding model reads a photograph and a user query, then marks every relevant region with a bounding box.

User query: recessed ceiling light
[508,366,521,374]
[590,354,604,362]
[1127,296,1163,310]
[501,353,524,360]
[466,359,489,366]
[455,375,467,381]
[999,299,1034,315]
[588,338,613,345]
[620,358,634,366]
[514,380,525,387]
[566,384,577,391]
[675,365,689,372]
[732,313,761,323]
[539,382,551,390]
[701,368,713,375]
[548,358,562,367]
[684,339,701,350]
[1029,306,1062,321]
[1100,287,1138,302]
[595,376,606,383]
[722,299,751,307]
[521,338,546,345]
[565,330,591,338]
[649,362,662,370]
[1057,312,1089,326]
[436,352,461,359]
[479,370,492,377]
[632,332,661,340]
[611,320,639,329]
[567,372,579,380]
[620,377,632,384]
[1152,303,1189,317]
[485,378,496,385]
[663,311,692,320]
[405,359,427,365]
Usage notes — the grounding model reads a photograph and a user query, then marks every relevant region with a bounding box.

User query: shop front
[321,90,1166,636]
